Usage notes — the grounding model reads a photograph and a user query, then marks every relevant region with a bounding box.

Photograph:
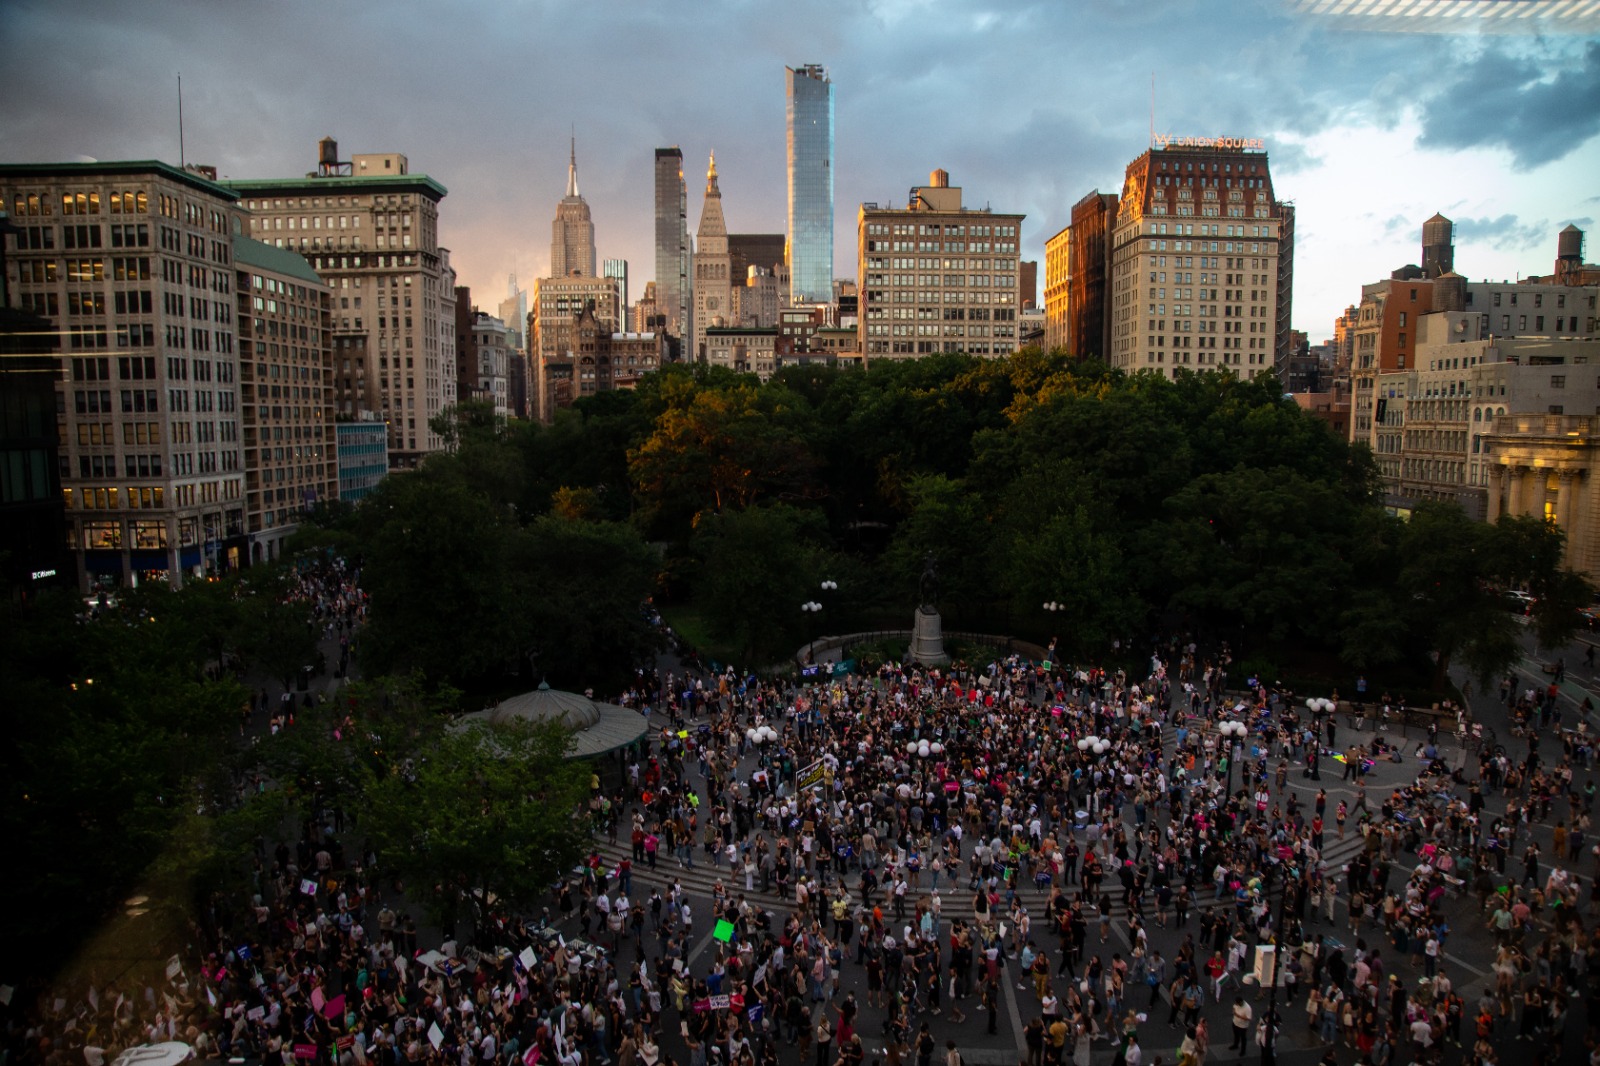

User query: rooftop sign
[1152,135,1265,150]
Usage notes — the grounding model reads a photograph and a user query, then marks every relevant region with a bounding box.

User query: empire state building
[551,138,596,277]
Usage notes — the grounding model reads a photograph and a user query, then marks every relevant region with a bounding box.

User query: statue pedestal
[908,605,951,667]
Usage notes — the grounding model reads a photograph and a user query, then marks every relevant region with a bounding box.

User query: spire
[567,133,579,198]
[706,152,719,196]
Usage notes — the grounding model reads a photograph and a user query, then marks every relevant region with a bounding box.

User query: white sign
[518,947,536,971]
[1152,135,1265,151]
[427,1024,445,1050]
[1252,944,1277,987]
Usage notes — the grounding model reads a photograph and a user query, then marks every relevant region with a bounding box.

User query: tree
[357,469,528,687]
[882,474,995,622]
[1156,467,1358,643]
[690,503,835,666]
[628,381,818,538]
[358,717,591,932]
[1398,502,1523,689]
[252,675,453,822]
[519,515,663,690]
[993,473,1134,656]
[237,568,322,691]
[0,589,245,963]
[1487,514,1593,653]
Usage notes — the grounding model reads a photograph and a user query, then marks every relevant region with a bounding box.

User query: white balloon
[1305,698,1316,709]
[918,742,931,758]
[906,740,920,754]
[746,728,757,742]
[930,742,944,755]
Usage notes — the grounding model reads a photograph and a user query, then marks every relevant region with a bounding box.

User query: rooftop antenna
[1149,72,1155,148]
[178,73,185,168]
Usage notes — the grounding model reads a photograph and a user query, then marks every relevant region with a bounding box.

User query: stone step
[582,830,1378,922]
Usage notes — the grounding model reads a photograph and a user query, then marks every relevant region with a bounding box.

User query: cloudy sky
[3,0,1597,341]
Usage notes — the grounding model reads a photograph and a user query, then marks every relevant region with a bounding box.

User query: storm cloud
[1,0,1594,337]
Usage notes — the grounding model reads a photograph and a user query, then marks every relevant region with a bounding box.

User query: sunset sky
[3,0,1596,340]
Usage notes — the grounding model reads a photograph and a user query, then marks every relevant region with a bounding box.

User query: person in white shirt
[1230,997,1254,1053]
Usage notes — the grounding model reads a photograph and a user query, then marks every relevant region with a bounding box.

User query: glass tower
[603,259,629,331]
[653,147,689,337]
[786,64,834,305]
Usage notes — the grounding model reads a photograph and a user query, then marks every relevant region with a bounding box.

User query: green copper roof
[231,235,324,286]
[0,160,240,200]
[221,172,447,200]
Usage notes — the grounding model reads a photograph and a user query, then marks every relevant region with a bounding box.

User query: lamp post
[1042,602,1064,660]
[1218,718,1248,804]
[801,600,822,662]
[1259,857,1294,1066]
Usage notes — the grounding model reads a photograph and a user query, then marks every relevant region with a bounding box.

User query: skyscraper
[551,138,596,278]
[785,64,834,305]
[653,147,689,338]
[692,154,731,362]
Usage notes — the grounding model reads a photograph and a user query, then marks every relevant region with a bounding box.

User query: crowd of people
[7,638,1600,1066]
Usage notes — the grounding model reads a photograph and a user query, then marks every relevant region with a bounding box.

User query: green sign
[713,919,735,943]
[1041,660,1052,670]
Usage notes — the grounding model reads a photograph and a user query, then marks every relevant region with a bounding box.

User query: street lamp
[1259,858,1294,1066]
[1218,719,1249,803]
[801,600,823,662]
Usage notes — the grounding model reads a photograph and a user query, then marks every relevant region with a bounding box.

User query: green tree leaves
[359,718,590,930]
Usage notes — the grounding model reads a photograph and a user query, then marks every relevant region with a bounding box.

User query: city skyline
[1,0,1596,341]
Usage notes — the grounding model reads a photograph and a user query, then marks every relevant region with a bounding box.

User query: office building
[1106,144,1291,380]
[692,155,732,361]
[454,290,511,420]
[551,139,596,278]
[734,267,782,328]
[532,303,665,417]
[856,169,1025,362]
[498,273,528,348]
[0,213,68,601]
[785,64,834,305]
[224,139,452,470]
[1053,191,1120,359]
[730,234,786,289]
[1,161,249,589]
[1484,413,1600,581]
[497,274,530,419]
[530,274,622,421]
[603,258,629,331]
[653,147,690,338]
[335,420,388,503]
[1043,225,1071,354]
[233,235,335,565]
[704,325,785,380]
